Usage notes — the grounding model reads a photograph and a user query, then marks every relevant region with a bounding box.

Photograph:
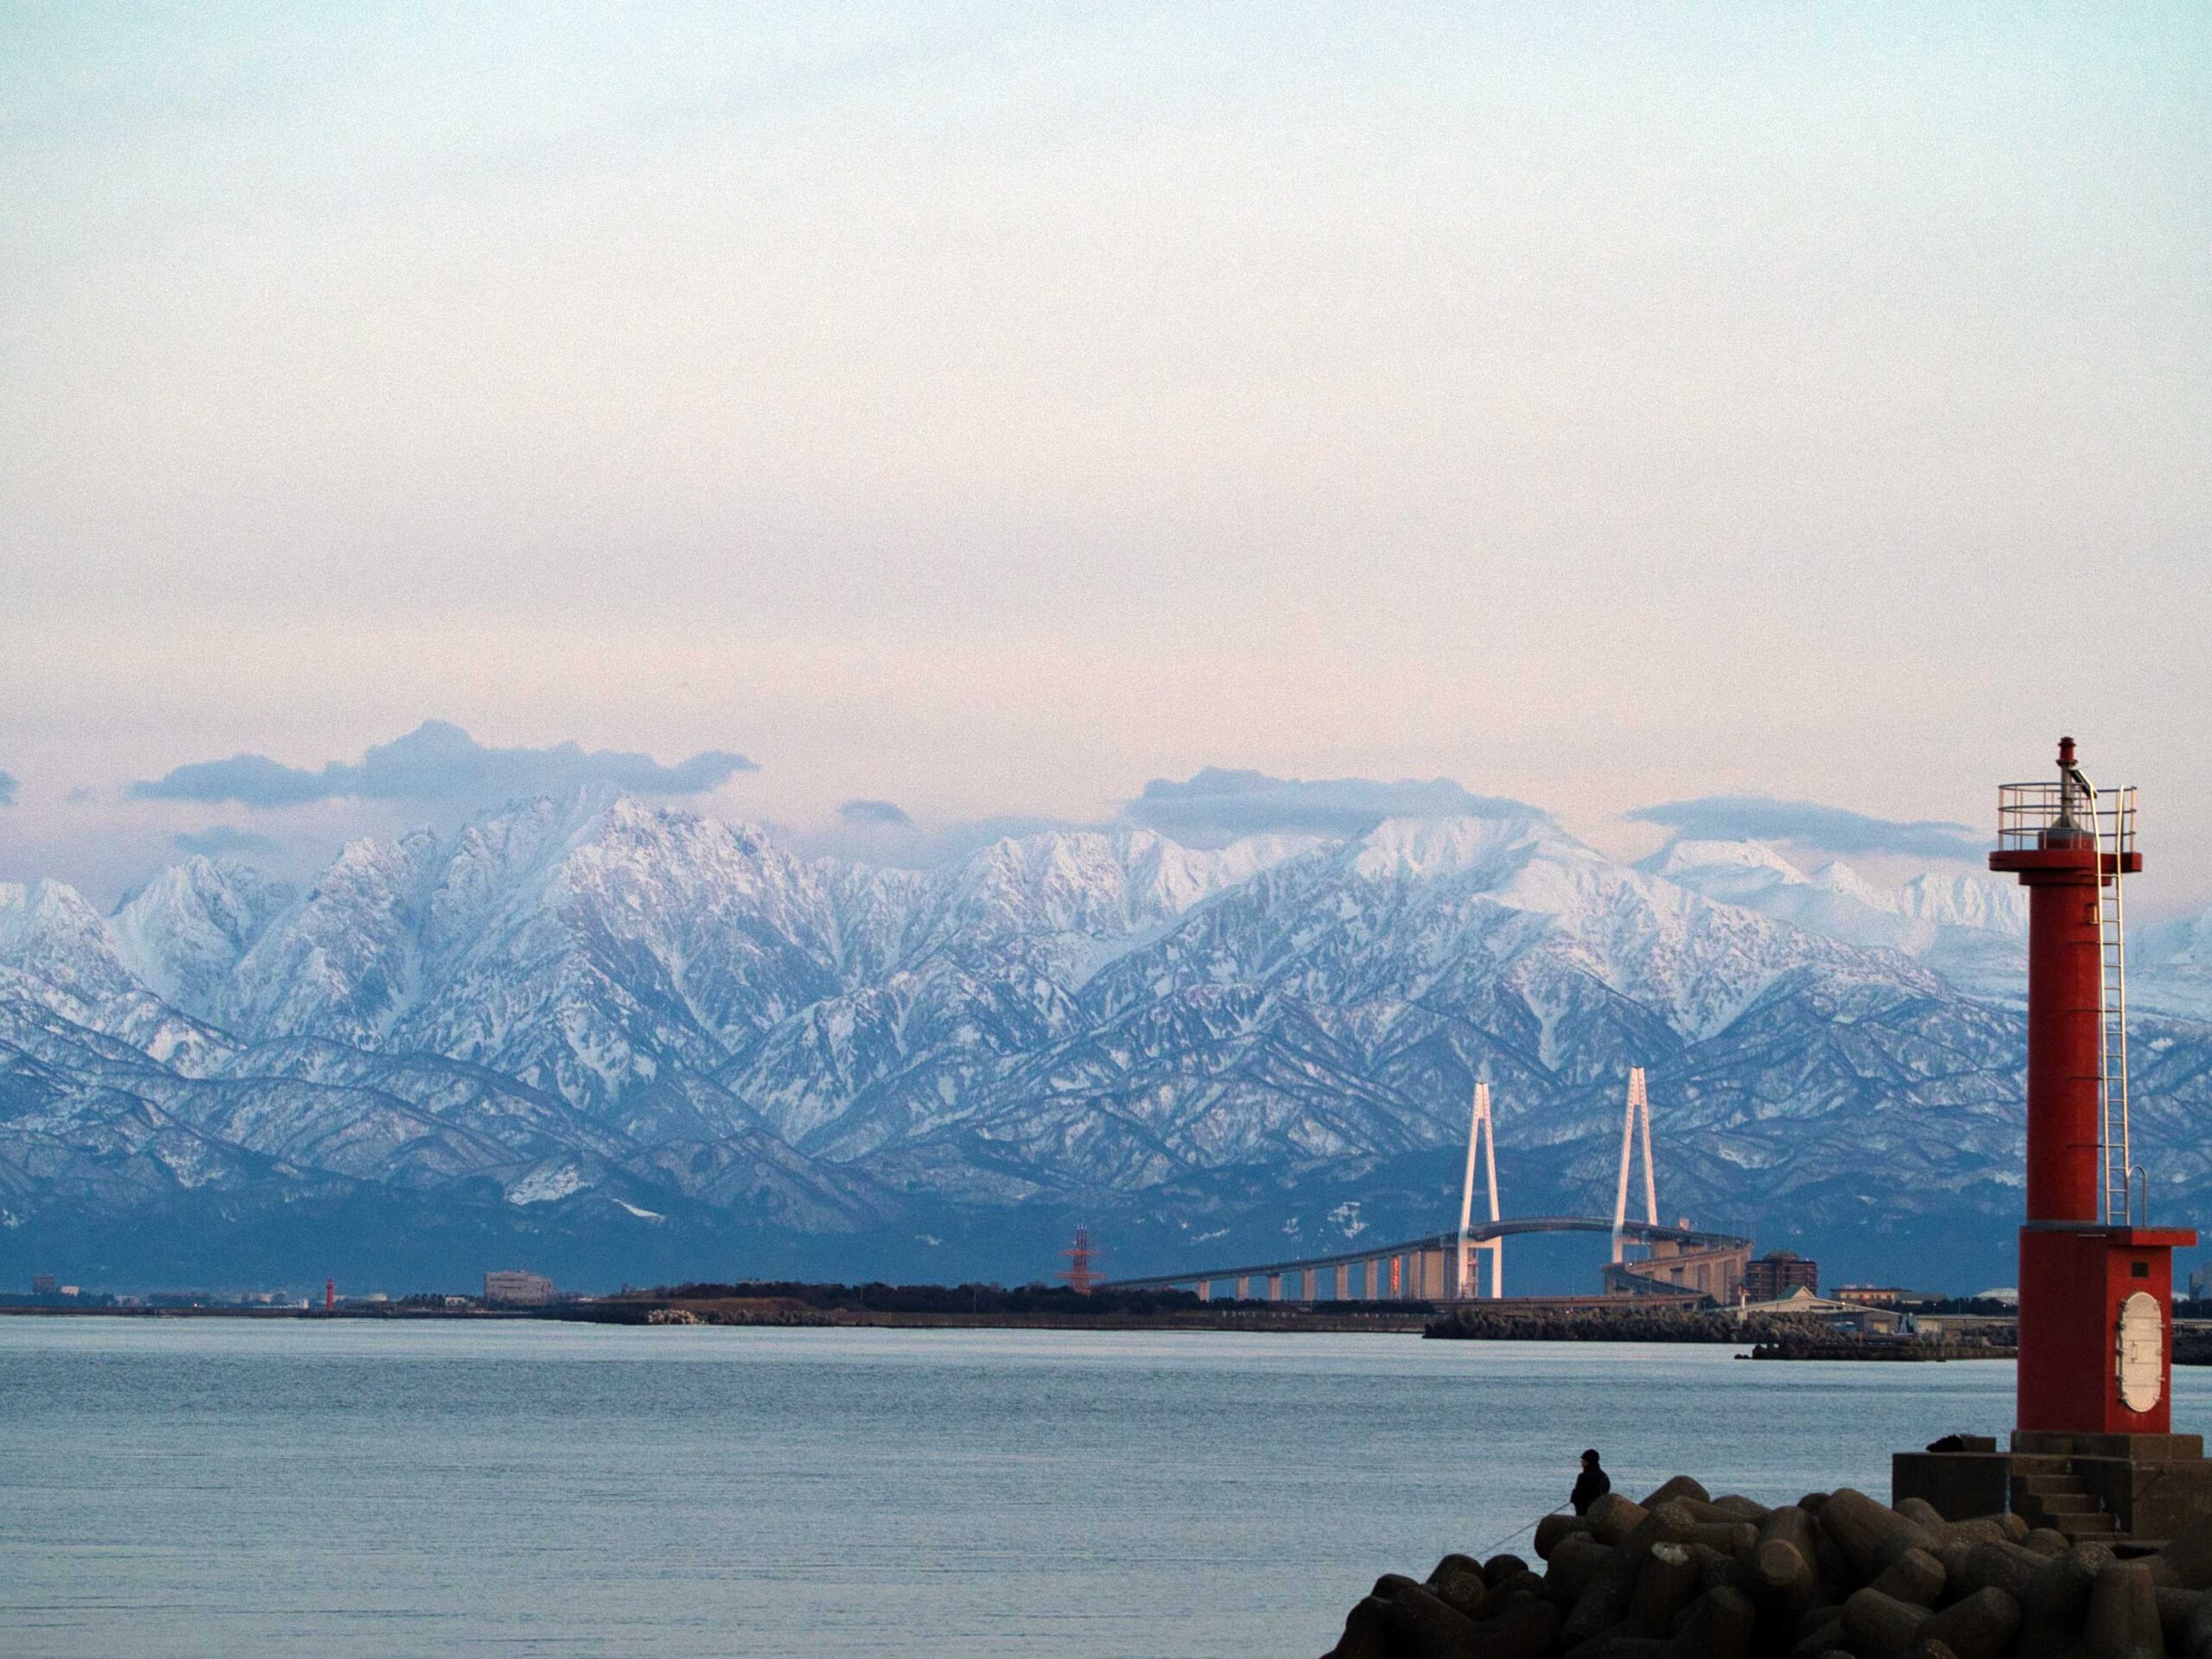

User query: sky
[2,4,2207,907]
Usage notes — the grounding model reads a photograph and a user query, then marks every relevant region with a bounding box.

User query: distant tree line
[0,1289,120,1309]
[1897,1295,2018,1317]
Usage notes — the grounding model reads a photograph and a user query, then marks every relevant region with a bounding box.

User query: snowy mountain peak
[109,857,296,1020]
[0,876,106,941]
[1651,837,1809,884]
[1346,815,1547,882]
[1896,872,2030,935]
[0,878,137,998]
[950,827,1268,933]
[223,831,447,1046]
[1805,857,1892,906]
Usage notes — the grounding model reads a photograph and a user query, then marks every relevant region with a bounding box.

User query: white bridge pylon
[1455,1081,1503,1299]
[1098,1064,1731,1305]
[1611,1065,1657,1264]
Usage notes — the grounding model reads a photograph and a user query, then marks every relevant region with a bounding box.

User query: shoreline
[0,1302,1437,1333]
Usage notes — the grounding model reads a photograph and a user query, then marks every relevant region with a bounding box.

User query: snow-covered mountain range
[4,792,2209,1289]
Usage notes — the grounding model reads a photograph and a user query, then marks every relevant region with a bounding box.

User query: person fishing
[1569,1448,1610,1516]
[1465,1446,1613,1562]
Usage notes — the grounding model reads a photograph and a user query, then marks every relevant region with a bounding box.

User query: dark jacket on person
[1569,1465,1611,1516]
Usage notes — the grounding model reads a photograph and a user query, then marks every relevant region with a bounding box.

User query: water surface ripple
[3,1319,2181,1658]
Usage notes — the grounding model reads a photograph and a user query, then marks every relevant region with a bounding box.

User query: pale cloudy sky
[3,4,2207,904]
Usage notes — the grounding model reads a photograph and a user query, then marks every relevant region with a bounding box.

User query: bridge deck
[1097,1217,1749,1293]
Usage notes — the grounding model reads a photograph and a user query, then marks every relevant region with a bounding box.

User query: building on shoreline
[1834,1283,1907,1307]
[483,1270,557,1306]
[1742,1250,1820,1303]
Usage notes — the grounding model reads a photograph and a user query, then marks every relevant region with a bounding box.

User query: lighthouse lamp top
[1996,737,2137,856]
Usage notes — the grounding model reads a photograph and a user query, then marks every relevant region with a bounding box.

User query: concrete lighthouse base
[1895,1433,2212,1546]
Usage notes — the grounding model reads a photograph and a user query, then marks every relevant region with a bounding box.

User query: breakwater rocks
[1747,1338,2017,1363]
[1424,1309,1807,1344]
[1323,1476,2212,1659]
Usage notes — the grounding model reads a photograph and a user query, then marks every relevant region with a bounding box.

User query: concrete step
[2055,1518,2119,1541]
[2020,1474,2091,1496]
[2031,1494,2106,1516]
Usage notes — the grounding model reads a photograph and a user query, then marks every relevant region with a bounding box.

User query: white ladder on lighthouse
[2083,779,2138,1224]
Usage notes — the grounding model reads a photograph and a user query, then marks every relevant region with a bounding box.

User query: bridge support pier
[1195,1280,1211,1302]
[1236,1275,1250,1300]
[1459,1236,1503,1300]
[1420,1248,1450,1299]
[1267,1273,1281,1302]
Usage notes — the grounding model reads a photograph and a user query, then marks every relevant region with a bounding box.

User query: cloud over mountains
[172,825,283,857]
[838,798,913,827]
[1627,795,1986,861]
[1125,768,1546,842]
[129,720,755,809]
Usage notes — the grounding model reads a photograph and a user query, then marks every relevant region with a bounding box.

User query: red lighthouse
[1898,739,2211,1539]
[1991,738,2194,1438]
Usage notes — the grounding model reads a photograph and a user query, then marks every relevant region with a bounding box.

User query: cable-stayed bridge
[1097,1067,1752,1305]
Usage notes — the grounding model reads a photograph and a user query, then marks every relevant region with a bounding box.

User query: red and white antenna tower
[1061,1227,1098,1295]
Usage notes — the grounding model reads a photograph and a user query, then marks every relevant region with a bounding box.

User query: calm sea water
[3,1319,2200,1659]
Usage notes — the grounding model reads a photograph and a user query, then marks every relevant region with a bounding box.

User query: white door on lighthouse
[2118,1291,2164,1414]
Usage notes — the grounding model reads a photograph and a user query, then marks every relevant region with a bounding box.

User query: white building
[483,1269,557,1306]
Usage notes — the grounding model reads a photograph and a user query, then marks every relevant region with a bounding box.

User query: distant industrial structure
[1101,1066,1753,1305]
[483,1269,558,1306]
